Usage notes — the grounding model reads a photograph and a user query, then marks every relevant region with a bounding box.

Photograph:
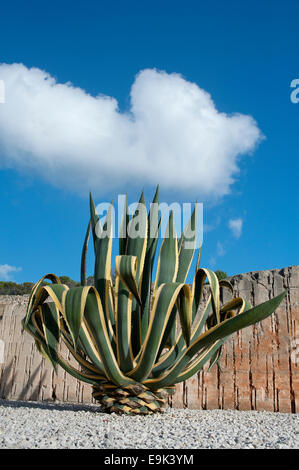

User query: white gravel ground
[0,399,298,449]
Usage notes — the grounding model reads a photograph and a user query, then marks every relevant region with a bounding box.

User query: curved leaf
[23,273,61,331]
[115,255,141,306]
[153,211,178,295]
[145,290,286,389]
[128,283,191,382]
[81,220,91,285]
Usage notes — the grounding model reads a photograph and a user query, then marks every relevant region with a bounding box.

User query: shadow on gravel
[0,399,103,413]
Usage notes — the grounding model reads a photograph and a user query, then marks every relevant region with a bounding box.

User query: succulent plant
[22,187,286,414]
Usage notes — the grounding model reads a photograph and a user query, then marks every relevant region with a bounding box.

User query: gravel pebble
[0,399,298,449]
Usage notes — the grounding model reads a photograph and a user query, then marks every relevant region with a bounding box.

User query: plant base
[92,382,176,415]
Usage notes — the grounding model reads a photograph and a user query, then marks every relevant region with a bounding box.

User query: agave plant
[22,187,286,415]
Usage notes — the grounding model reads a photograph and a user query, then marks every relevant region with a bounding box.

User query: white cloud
[204,216,221,234]
[0,63,263,198]
[229,218,243,238]
[209,241,225,269]
[217,241,226,257]
[0,264,22,281]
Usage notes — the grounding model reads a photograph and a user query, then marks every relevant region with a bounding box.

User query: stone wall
[0,266,298,412]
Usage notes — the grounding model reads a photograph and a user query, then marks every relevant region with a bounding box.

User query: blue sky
[0,0,298,284]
